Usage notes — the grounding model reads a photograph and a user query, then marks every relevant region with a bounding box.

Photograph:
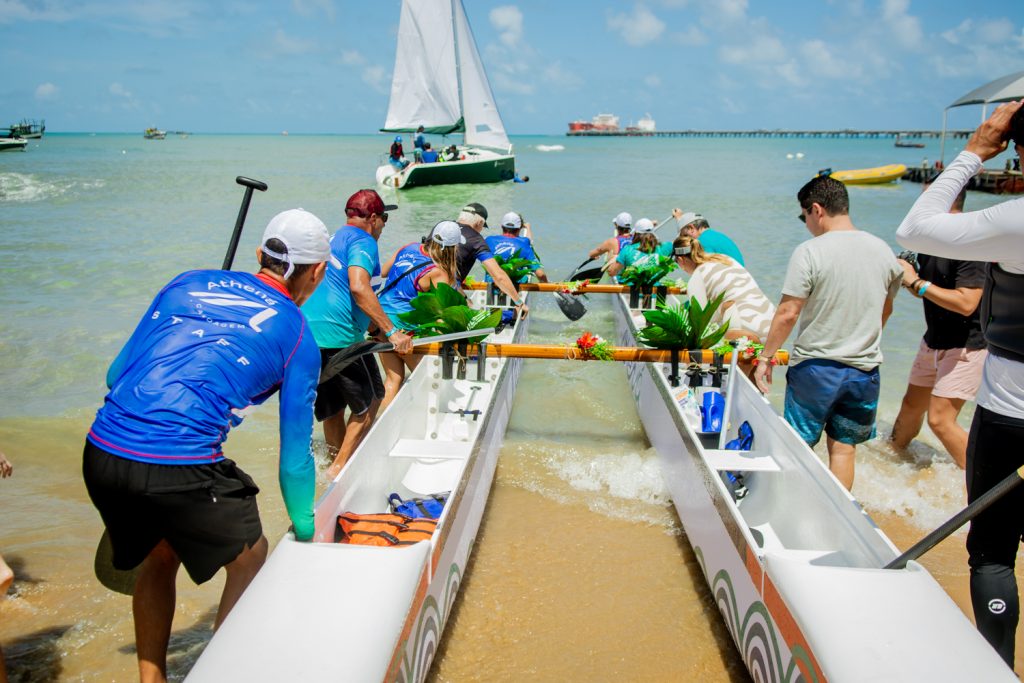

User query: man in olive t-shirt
[755,175,902,490]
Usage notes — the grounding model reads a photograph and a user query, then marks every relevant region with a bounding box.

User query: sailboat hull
[377,151,515,189]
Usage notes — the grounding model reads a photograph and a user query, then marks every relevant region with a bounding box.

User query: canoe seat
[389,438,473,460]
[704,449,780,472]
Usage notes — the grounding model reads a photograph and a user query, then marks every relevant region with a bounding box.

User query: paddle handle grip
[885,465,1024,570]
[222,176,268,270]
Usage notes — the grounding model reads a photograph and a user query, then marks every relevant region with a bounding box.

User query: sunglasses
[379,212,389,224]
[797,212,806,224]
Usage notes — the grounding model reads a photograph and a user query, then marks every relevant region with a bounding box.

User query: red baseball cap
[345,189,398,217]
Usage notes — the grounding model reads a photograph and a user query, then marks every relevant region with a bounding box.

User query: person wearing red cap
[303,189,414,478]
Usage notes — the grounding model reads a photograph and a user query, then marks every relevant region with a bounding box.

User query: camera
[897,250,919,273]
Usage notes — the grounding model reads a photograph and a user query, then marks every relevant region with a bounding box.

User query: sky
[3,0,1024,134]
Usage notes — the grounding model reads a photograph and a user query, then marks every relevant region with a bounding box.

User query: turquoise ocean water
[0,133,1015,679]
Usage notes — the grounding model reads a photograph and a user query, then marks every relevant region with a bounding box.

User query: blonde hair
[630,232,659,254]
[673,235,731,266]
[425,239,459,284]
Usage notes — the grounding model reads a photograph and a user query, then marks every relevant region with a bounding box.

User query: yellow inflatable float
[826,164,907,185]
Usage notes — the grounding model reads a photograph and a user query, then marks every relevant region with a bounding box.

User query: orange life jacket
[336,512,437,547]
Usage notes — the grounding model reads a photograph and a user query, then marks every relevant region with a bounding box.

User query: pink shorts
[907,340,987,401]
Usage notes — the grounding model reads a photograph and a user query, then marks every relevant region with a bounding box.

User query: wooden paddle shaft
[465,282,686,295]
[412,342,789,365]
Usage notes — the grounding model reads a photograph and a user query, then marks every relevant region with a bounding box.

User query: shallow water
[2,133,1022,680]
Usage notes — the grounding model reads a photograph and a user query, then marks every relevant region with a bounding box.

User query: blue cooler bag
[389,492,449,519]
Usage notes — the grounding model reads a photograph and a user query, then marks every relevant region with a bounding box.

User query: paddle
[884,466,1024,570]
[319,328,497,385]
[95,175,270,596]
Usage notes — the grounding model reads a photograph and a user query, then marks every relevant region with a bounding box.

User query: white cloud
[674,25,708,46]
[977,18,1015,44]
[292,0,335,22]
[109,82,132,98]
[489,5,523,48]
[492,71,534,95]
[362,65,389,94]
[881,0,923,51]
[800,40,862,79]
[543,62,583,89]
[644,74,662,88]
[271,29,316,55]
[341,49,365,66]
[608,4,665,47]
[719,32,786,65]
[932,15,1024,79]
[35,82,59,100]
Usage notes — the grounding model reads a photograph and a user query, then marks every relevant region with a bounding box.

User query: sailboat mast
[451,0,465,144]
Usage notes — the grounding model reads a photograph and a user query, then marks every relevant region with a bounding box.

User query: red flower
[576,331,598,350]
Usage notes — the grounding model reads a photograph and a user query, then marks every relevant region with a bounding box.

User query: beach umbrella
[940,70,1024,163]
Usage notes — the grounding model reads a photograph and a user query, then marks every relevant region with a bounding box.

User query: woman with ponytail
[673,235,775,341]
[377,220,464,410]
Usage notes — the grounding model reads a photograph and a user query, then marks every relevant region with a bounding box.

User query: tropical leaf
[619,255,676,288]
[494,250,542,283]
[433,282,467,309]
[636,295,729,349]
[399,283,502,342]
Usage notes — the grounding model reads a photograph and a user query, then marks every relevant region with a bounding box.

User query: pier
[903,165,1024,194]
[566,129,972,139]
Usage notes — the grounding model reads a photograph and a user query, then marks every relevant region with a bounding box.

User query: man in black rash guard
[897,100,1024,669]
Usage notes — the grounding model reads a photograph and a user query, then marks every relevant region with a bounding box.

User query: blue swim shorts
[784,359,880,446]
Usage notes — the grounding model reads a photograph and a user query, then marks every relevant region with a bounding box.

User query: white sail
[453,0,511,151]
[382,0,462,134]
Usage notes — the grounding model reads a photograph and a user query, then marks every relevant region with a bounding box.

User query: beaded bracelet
[917,281,931,297]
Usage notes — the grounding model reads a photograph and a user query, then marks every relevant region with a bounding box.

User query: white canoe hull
[189,294,529,682]
[612,293,1012,682]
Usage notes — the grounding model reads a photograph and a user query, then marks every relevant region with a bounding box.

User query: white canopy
[940,71,1024,162]
[948,70,1024,108]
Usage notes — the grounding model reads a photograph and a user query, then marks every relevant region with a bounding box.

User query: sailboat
[375,0,516,190]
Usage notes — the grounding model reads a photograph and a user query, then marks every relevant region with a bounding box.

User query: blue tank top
[616,234,632,251]
[87,270,320,537]
[484,234,536,283]
[380,243,435,329]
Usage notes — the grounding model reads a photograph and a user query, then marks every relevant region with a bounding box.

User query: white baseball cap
[613,211,632,229]
[677,212,704,229]
[500,212,523,230]
[261,208,336,278]
[634,218,656,233]
[431,220,467,247]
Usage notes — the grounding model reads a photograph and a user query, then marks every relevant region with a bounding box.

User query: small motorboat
[0,137,28,152]
[895,135,925,149]
[828,164,907,185]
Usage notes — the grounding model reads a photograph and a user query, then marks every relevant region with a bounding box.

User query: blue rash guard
[484,234,537,283]
[87,270,319,540]
[380,243,436,329]
[616,234,632,252]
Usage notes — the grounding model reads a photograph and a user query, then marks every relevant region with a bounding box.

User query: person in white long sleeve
[896,99,1024,669]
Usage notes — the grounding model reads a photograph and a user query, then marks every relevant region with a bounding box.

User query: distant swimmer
[588,211,632,262]
[755,174,902,491]
[83,209,333,683]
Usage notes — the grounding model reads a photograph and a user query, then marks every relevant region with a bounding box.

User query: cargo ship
[567,113,620,133]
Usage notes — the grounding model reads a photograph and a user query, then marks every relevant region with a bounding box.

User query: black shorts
[966,406,1024,569]
[82,441,263,585]
[314,347,384,421]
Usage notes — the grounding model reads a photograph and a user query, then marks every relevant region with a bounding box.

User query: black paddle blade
[554,292,587,321]
[569,265,605,282]
[319,340,392,385]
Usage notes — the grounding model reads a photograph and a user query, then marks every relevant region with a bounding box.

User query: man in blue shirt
[484,211,548,283]
[421,142,439,164]
[674,209,746,266]
[83,209,333,682]
[302,189,413,477]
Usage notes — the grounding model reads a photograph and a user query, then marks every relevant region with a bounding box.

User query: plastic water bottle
[677,390,702,430]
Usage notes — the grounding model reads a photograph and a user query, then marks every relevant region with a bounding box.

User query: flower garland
[559,278,589,294]
[712,336,764,362]
[574,331,615,361]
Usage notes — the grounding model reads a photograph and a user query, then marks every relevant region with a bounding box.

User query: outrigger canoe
[188,290,529,682]
[612,291,1013,681]
[829,164,906,185]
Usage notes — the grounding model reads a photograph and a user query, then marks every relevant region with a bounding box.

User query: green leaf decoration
[636,294,729,349]
[494,250,542,283]
[619,254,676,288]
[398,283,501,343]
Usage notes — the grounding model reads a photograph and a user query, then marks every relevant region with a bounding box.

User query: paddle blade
[554,292,587,321]
[94,530,140,596]
[319,340,392,385]
[569,265,605,282]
